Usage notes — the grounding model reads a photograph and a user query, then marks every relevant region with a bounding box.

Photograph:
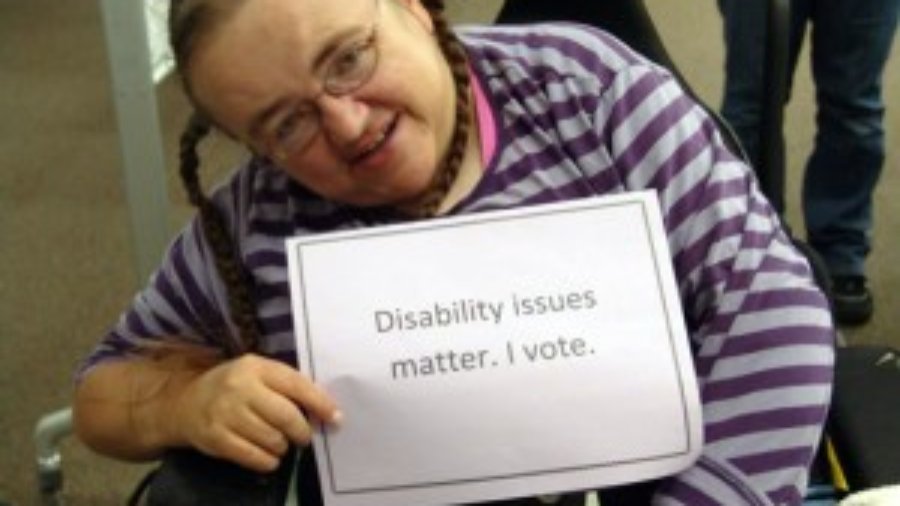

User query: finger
[233,408,293,457]
[262,363,343,426]
[249,391,314,446]
[212,431,281,473]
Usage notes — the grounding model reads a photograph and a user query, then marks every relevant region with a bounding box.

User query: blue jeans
[718,0,899,276]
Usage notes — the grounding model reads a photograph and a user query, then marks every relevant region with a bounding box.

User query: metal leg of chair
[34,407,73,506]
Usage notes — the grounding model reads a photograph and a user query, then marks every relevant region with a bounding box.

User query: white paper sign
[287,192,702,506]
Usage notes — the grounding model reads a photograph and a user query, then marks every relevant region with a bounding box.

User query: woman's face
[187,0,457,208]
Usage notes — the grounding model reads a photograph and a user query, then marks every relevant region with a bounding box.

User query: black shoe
[831,275,873,326]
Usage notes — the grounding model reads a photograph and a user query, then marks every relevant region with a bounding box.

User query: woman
[73,0,834,504]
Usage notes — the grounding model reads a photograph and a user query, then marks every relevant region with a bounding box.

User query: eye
[273,111,300,143]
[330,35,375,81]
[332,45,366,78]
[267,106,316,154]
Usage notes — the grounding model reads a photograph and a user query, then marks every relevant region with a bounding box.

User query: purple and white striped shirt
[80,23,833,506]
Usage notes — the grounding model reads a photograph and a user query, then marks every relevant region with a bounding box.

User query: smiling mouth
[350,114,399,164]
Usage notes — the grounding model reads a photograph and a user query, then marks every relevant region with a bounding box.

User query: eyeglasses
[259,0,381,160]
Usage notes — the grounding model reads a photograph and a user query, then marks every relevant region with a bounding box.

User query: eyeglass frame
[252,0,383,160]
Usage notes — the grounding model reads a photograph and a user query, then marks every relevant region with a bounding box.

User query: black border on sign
[291,197,693,496]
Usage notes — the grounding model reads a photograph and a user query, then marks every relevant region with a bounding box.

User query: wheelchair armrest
[34,407,73,505]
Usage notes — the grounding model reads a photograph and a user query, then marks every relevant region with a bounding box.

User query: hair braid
[179,113,263,356]
[412,0,472,218]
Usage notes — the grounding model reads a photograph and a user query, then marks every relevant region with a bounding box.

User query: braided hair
[168,0,472,353]
[409,0,472,217]
[177,113,262,356]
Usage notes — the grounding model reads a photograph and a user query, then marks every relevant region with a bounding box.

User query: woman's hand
[169,354,341,472]
[74,348,340,473]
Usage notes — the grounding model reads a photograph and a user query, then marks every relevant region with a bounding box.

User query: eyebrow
[246,25,367,141]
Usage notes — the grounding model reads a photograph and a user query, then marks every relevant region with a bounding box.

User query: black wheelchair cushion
[828,345,900,490]
[139,448,295,506]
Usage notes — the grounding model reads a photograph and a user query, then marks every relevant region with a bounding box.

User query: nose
[316,94,369,147]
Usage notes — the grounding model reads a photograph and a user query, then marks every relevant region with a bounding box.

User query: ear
[395,0,434,33]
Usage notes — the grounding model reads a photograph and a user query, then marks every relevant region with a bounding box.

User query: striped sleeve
[599,61,834,504]
[75,178,244,380]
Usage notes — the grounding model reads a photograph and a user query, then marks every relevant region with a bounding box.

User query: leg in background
[804,0,900,324]
[718,0,809,213]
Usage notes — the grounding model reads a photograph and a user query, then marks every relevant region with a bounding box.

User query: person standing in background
[718,0,900,326]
